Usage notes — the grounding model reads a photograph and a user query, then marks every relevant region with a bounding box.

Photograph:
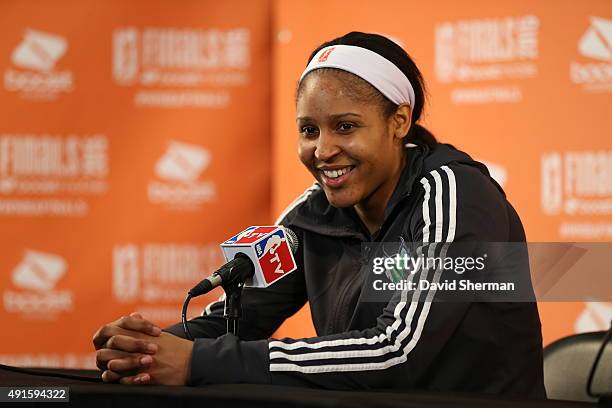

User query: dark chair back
[543,331,612,402]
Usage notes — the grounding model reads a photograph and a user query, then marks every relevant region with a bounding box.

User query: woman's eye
[338,123,355,132]
[300,126,318,136]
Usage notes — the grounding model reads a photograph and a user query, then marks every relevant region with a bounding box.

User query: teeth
[323,167,351,179]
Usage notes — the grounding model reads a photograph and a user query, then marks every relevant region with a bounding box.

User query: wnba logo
[317,47,335,63]
[541,154,563,215]
[112,28,139,85]
[112,245,139,303]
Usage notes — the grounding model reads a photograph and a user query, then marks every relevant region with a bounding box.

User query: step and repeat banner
[0,0,272,367]
[271,0,612,345]
[0,0,610,368]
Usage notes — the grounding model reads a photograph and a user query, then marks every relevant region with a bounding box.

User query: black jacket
[166,143,546,398]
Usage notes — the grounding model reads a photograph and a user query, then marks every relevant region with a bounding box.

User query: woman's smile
[318,165,356,188]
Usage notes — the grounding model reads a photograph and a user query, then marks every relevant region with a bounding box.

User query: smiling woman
[296,70,410,233]
[93,32,546,398]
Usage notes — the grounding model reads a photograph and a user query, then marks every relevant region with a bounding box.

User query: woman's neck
[354,153,407,236]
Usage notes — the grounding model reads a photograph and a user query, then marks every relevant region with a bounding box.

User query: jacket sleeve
[186,164,512,388]
[163,225,308,342]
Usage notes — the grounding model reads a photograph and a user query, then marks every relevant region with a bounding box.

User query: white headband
[299,44,415,108]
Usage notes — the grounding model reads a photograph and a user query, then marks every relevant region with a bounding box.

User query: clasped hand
[93,312,193,385]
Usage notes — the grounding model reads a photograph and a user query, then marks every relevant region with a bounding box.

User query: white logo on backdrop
[155,141,211,183]
[0,134,108,217]
[112,243,224,306]
[571,17,612,91]
[575,302,612,332]
[113,245,139,303]
[541,151,612,216]
[112,28,139,85]
[3,250,73,316]
[12,250,67,292]
[11,30,67,71]
[148,140,216,208]
[111,27,249,108]
[435,15,539,104]
[541,151,612,239]
[578,17,612,61]
[4,29,73,99]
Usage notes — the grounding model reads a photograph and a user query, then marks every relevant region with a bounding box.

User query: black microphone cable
[182,292,195,341]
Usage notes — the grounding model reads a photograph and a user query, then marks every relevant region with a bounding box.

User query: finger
[101,369,121,383]
[93,324,114,350]
[93,317,160,350]
[105,335,158,354]
[96,348,133,371]
[119,372,152,385]
[93,321,133,350]
[96,348,154,372]
[116,315,161,337]
[107,354,153,373]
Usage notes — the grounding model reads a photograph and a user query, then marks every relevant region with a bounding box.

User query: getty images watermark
[371,250,503,292]
[361,242,612,303]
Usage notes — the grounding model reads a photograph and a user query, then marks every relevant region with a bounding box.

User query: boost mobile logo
[575,302,612,332]
[12,250,66,291]
[3,250,73,315]
[4,29,73,98]
[571,17,612,87]
[12,30,67,71]
[148,140,216,207]
[578,17,612,61]
[155,141,210,182]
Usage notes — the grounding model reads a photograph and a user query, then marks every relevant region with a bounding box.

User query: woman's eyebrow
[329,112,362,120]
[297,113,362,122]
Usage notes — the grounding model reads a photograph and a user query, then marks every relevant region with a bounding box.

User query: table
[0,365,602,408]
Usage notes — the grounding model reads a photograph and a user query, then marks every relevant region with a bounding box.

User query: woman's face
[296,71,406,209]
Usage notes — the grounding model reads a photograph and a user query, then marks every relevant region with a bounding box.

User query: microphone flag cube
[221,226,297,288]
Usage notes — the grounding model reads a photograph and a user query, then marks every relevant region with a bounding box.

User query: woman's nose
[314,132,341,162]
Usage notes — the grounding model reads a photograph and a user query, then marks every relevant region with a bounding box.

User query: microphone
[188,226,299,297]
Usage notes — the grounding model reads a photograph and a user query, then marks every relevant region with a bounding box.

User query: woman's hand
[93,312,161,381]
[99,332,193,385]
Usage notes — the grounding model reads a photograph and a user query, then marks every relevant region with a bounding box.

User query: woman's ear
[391,104,412,142]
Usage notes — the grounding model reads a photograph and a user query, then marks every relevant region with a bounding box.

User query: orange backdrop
[0,0,272,367]
[0,0,610,368]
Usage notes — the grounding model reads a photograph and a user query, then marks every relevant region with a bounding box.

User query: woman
[94,32,546,398]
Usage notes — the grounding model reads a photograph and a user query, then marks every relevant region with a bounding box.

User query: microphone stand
[223,279,244,336]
